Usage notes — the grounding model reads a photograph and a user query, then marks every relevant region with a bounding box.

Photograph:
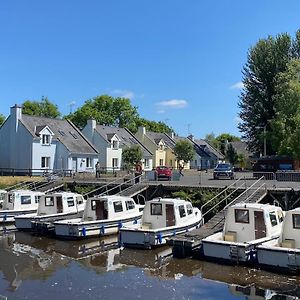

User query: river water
[0,228,299,300]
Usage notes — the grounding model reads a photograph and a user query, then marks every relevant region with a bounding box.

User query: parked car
[155,166,172,180]
[213,163,235,180]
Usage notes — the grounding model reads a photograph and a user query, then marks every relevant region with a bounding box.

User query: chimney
[10,104,22,132]
[87,119,96,132]
[138,126,146,135]
[170,132,175,139]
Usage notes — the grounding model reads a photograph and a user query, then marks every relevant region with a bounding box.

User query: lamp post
[263,125,267,157]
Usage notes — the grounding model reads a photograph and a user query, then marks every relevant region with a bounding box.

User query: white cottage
[0,105,99,175]
[82,120,153,171]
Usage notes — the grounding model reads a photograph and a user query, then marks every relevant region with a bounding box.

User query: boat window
[277,210,284,223]
[45,196,54,206]
[114,201,123,213]
[67,197,75,207]
[76,196,83,204]
[8,194,14,203]
[186,204,193,215]
[151,203,162,215]
[234,209,249,224]
[91,200,97,210]
[35,195,41,203]
[21,195,31,205]
[269,211,278,227]
[179,205,186,218]
[126,200,135,210]
[292,214,300,229]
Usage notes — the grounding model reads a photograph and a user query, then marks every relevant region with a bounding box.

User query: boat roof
[149,198,189,205]
[45,192,82,197]
[0,190,7,193]
[231,203,281,212]
[285,207,300,214]
[88,195,133,201]
[9,190,44,195]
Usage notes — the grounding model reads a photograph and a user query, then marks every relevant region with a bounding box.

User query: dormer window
[112,140,119,149]
[42,134,51,145]
[159,144,164,150]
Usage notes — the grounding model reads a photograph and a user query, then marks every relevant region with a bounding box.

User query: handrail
[116,175,147,196]
[201,177,244,213]
[224,176,265,209]
[244,182,266,204]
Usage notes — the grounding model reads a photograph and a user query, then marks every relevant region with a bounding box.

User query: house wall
[32,139,57,170]
[106,147,122,170]
[141,156,153,171]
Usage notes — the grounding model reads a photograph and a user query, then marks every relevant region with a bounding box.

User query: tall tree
[66,95,139,131]
[122,145,143,169]
[216,133,240,155]
[226,143,238,165]
[173,140,195,165]
[238,33,292,155]
[270,59,300,159]
[0,114,5,126]
[136,118,172,133]
[22,97,61,118]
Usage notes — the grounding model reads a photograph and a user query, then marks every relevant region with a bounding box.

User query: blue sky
[1,1,300,138]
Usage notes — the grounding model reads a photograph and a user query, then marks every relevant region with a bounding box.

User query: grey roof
[229,141,254,158]
[146,131,176,149]
[194,139,225,160]
[95,125,152,156]
[186,137,211,159]
[21,115,98,154]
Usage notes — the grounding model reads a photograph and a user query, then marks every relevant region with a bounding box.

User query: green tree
[136,118,172,133]
[66,95,139,131]
[173,140,195,166]
[0,114,5,126]
[122,145,143,169]
[226,143,238,165]
[22,97,61,118]
[238,33,293,154]
[204,132,220,150]
[270,59,300,159]
[216,133,240,155]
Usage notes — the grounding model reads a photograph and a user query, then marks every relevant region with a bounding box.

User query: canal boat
[201,203,284,263]
[0,190,7,208]
[14,192,86,234]
[119,198,203,249]
[256,207,300,273]
[54,195,144,239]
[0,190,45,223]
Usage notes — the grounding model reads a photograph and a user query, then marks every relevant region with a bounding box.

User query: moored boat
[257,207,300,273]
[0,190,44,223]
[119,198,203,249]
[0,190,7,208]
[54,195,144,239]
[15,192,86,234]
[202,203,284,263]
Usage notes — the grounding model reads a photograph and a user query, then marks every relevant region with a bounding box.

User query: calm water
[0,227,299,300]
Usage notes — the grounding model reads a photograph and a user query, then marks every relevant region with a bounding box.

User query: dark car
[213,163,235,180]
[155,166,172,180]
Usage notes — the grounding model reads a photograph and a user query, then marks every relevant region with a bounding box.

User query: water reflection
[0,231,300,299]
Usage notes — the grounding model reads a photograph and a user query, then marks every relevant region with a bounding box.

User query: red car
[155,166,172,180]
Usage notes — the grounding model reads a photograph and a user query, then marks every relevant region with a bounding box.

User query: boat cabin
[83,196,138,221]
[0,190,7,207]
[278,208,300,249]
[222,203,284,242]
[141,198,196,230]
[37,192,85,215]
[2,190,44,211]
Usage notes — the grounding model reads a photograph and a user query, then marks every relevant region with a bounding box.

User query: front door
[166,204,175,227]
[57,196,63,213]
[254,210,266,239]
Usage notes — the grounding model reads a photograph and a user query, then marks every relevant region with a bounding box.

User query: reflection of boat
[120,198,203,248]
[15,192,85,234]
[257,208,300,273]
[54,195,143,239]
[202,203,284,263]
[0,190,44,223]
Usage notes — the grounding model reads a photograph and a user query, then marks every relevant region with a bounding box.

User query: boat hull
[120,218,202,249]
[0,209,37,223]
[54,215,143,239]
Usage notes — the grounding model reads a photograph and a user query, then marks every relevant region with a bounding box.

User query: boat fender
[172,231,176,236]
[118,221,123,229]
[100,225,105,235]
[82,227,86,237]
[133,218,138,224]
[157,232,163,244]
[186,228,189,232]
[3,214,7,221]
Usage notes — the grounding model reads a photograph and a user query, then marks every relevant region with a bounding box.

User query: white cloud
[156,99,188,109]
[230,81,244,90]
[111,89,134,99]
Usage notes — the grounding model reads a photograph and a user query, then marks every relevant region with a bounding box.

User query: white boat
[202,203,284,263]
[119,198,203,249]
[0,190,45,223]
[0,190,7,208]
[54,195,144,239]
[14,192,86,234]
[256,207,300,273]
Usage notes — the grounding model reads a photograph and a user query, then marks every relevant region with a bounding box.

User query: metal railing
[201,177,246,219]
[0,168,73,177]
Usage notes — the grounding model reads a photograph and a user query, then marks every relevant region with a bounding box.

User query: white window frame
[41,157,50,169]
[144,159,149,168]
[112,158,118,168]
[42,134,51,145]
[159,159,164,166]
[86,157,92,168]
[112,140,119,150]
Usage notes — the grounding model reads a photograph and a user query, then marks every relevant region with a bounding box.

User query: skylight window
[69,131,78,139]
[58,130,65,136]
